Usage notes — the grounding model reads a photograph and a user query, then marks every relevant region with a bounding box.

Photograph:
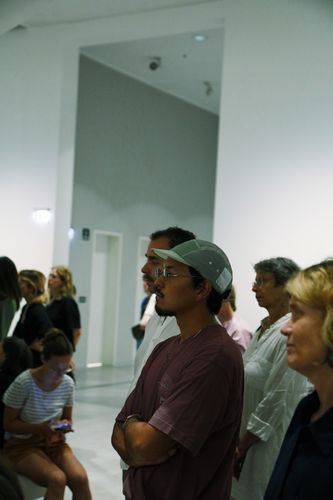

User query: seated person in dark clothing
[264,259,333,500]
[0,455,24,500]
[0,256,20,341]
[0,337,32,448]
[13,270,52,367]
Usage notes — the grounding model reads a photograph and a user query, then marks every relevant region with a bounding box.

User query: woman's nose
[280,320,292,336]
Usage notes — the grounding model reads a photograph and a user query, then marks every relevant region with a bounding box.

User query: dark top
[117,325,244,500]
[264,391,333,500]
[0,455,24,500]
[0,371,16,448]
[12,303,52,367]
[46,297,81,348]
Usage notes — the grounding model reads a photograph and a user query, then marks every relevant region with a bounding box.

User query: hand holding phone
[51,419,73,433]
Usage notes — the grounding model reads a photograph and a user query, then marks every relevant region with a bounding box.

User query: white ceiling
[82,29,223,114]
[1,0,223,114]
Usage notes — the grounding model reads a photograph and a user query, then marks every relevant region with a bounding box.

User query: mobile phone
[53,420,72,432]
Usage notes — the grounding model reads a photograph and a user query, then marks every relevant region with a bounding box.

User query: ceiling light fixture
[193,34,207,42]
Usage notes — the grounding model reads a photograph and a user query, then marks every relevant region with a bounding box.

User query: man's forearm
[111,422,131,464]
[112,419,176,467]
[238,430,260,455]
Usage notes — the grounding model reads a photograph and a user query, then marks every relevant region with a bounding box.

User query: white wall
[0,2,223,361]
[0,1,223,272]
[70,58,219,367]
[214,0,333,330]
[3,0,332,358]
[0,28,62,274]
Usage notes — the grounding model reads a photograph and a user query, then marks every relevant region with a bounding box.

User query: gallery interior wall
[214,0,333,329]
[70,56,218,367]
[1,0,332,364]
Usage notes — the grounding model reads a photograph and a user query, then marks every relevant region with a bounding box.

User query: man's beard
[155,304,175,318]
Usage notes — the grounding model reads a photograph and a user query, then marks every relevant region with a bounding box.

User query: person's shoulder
[145,313,178,338]
[61,296,75,305]
[29,302,47,316]
[199,325,243,361]
[63,296,79,310]
[5,370,31,394]
[63,373,75,389]
[14,369,30,382]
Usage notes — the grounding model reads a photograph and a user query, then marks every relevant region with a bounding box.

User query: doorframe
[87,229,123,366]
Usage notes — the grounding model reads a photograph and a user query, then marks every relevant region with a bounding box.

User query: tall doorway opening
[87,231,122,366]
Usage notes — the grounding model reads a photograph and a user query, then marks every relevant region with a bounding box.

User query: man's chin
[155,305,174,317]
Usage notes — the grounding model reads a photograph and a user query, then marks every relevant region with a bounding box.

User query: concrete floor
[64,365,133,500]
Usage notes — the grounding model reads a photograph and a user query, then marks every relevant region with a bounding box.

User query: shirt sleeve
[3,374,27,409]
[149,350,235,456]
[64,299,81,330]
[64,376,75,407]
[246,335,306,442]
[32,305,53,339]
[139,295,156,328]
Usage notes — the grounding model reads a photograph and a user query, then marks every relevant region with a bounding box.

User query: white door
[87,231,122,366]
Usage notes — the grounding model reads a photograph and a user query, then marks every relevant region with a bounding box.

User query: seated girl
[3,328,92,500]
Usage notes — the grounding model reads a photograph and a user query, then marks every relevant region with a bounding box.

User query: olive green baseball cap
[152,239,233,293]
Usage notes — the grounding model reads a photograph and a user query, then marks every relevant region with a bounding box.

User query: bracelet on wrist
[122,414,142,430]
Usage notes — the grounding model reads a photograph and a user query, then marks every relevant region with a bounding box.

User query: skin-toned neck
[219,301,234,321]
[266,295,290,324]
[176,304,219,342]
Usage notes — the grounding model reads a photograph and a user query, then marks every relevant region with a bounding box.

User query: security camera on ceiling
[148,57,161,71]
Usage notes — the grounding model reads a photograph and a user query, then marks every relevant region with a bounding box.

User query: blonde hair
[19,270,48,304]
[49,266,75,299]
[286,259,333,366]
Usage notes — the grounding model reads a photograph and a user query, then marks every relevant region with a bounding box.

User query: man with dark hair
[120,227,197,484]
[112,239,243,500]
[132,226,196,389]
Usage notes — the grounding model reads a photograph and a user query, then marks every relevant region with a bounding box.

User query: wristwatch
[122,414,142,430]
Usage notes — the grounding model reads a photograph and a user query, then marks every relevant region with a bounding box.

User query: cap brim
[152,248,188,265]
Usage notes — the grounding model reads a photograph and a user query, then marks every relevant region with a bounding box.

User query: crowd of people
[1,225,333,499]
[0,258,91,499]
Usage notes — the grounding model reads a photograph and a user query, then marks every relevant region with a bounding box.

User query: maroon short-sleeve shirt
[117,324,244,500]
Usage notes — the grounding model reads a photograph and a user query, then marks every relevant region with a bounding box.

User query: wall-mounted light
[193,34,207,42]
[68,227,75,240]
[32,209,51,224]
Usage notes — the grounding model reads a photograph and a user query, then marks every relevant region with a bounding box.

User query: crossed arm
[111,418,176,467]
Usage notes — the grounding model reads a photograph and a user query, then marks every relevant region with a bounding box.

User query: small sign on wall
[82,228,90,241]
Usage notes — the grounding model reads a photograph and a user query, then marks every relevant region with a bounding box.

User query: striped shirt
[3,369,74,439]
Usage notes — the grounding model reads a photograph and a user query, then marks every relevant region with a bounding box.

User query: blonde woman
[264,259,333,500]
[13,270,52,367]
[46,266,81,350]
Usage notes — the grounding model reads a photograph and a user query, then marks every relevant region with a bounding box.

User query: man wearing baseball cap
[112,239,244,500]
